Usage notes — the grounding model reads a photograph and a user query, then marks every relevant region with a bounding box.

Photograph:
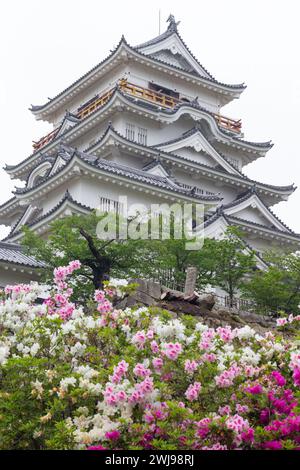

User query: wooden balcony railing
[33,128,59,151]
[33,79,242,151]
[214,114,242,134]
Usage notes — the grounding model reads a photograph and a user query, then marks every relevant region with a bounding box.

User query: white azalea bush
[0,261,299,450]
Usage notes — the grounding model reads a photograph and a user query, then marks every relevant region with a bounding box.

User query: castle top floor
[30,16,245,128]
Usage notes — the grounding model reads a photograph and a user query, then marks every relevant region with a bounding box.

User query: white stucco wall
[0,264,40,287]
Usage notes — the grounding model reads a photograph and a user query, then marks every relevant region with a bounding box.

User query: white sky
[0,0,300,238]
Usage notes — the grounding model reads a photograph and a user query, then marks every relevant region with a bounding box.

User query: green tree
[202,228,256,306]
[133,227,257,301]
[242,251,300,314]
[22,211,148,296]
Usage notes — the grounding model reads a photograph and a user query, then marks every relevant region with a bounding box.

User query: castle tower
[0,15,299,285]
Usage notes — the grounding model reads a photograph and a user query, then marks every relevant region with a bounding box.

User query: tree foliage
[243,251,300,314]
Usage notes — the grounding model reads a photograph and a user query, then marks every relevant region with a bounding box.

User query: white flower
[70,342,86,357]
[60,377,77,391]
[240,347,261,366]
[30,343,40,357]
[235,325,256,340]
[195,323,208,333]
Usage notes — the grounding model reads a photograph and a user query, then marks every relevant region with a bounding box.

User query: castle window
[99,197,124,214]
[149,82,179,99]
[137,127,147,146]
[125,122,135,141]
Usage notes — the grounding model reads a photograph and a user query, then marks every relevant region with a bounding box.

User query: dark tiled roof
[135,25,246,90]
[85,124,294,196]
[0,196,18,210]
[142,159,171,175]
[5,191,91,241]
[30,30,245,115]
[203,211,269,265]
[29,36,126,113]
[13,145,222,203]
[220,187,294,233]
[7,88,272,176]
[226,214,300,239]
[0,242,45,268]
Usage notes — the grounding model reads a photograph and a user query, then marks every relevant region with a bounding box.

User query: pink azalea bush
[0,262,299,450]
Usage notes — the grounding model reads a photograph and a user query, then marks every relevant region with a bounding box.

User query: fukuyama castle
[0,15,299,286]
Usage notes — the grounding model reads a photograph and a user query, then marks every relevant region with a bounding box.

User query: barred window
[137,127,148,146]
[99,197,124,214]
[125,123,135,141]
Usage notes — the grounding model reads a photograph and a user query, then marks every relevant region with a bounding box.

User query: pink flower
[116,390,127,402]
[152,357,163,370]
[150,341,159,353]
[88,445,106,450]
[216,326,234,342]
[97,300,112,314]
[241,428,254,443]
[215,364,241,388]
[185,382,201,402]
[236,404,249,414]
[111,360,129,384]
[245,384,263,395]
[162,342,182,361]
[133,363,151,378]
[276,318,288,327]
[94,290,105,303]
[202,443,228,450]
[262,440,282,450]
[201,353,217,363]
[293,368,300,387]
[218,405,231,416]
[132,331,147,349]
[105,430,120,441]
[184,360,198,374]
[271,371,286,387]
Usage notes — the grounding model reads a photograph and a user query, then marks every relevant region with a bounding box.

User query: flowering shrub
[0,262,299,450]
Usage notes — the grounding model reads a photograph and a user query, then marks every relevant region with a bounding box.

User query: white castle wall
[0,266,40,287]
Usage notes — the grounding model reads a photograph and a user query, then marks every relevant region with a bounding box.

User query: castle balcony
[32,79,242,151]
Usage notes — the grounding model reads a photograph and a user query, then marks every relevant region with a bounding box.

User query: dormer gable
[222,190,292,233]
[142,160,170,178]
[155,128,241,175]
[136,15,212,80]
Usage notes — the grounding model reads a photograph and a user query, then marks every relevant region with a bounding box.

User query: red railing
[33,79,242,151]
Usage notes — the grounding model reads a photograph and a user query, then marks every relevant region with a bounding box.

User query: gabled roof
[0,241,45,268]
[84,124,294,201]
[13,145,222,205]
[154,126,242,176]
[135,15,215,80]
[226,214,300,240]
[10,205,42,235]
[7,84,274,181]
[220,188,294,233]
[5,191,91,242]
[30,22,245,120]
[203,212,269,269]
[142,159,171,178]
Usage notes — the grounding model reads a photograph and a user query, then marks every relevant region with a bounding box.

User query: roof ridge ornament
[167,14,180,33]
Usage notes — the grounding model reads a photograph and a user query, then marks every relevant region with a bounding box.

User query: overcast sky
[0,0,299,238]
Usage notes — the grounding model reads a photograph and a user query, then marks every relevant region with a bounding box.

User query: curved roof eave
[13,147,222,205]
[4,191,91,242]
[85,124,295,199]
[7,90,270,179]
[30,36,245,118]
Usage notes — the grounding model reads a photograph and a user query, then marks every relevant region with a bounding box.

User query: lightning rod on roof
[159,9,161,35]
